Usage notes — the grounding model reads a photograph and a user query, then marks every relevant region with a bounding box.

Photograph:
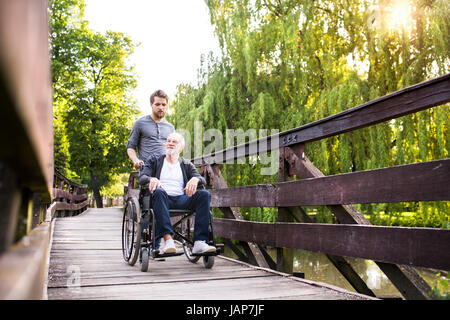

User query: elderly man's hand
[149,177,162,193]
[184,177,199,197]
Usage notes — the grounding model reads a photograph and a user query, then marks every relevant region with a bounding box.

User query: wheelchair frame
[121,174,222,272]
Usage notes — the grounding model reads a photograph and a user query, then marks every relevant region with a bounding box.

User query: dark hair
[150,89,168,104]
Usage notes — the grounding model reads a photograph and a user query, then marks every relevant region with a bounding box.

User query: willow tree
[50,0,140,207]
[169,0,449,225]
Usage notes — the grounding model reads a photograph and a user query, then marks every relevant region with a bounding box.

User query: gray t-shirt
[126,115,175,161]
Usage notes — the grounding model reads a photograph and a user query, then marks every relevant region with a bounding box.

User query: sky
[84,0,222,115]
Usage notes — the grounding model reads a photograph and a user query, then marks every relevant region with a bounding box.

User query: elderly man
[139,132,216,254]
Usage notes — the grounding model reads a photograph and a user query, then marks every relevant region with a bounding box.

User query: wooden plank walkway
[46,208,376,300]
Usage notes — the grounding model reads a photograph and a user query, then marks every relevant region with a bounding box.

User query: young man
[139,132,216,254]
[127,89,175,169]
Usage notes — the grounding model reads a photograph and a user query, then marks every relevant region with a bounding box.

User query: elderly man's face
[165,135,183,156]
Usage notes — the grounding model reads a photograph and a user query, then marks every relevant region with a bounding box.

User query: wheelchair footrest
[216,243,224,251]
[152,251,184,259]
[190,251,219,257]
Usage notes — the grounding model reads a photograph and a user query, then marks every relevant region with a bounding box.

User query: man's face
[151,96,168,120]
[165,135,183,156]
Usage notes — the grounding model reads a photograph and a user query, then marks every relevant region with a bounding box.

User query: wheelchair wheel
[203,255,214,269]
[121,197,141,266]
[140,248,149,272]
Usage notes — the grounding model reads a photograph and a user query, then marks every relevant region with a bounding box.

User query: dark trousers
[151,188,211,242]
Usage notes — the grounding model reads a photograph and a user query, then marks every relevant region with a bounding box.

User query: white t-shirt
[159,159,184,196]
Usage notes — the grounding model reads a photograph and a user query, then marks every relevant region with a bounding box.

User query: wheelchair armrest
[140,183,149,190]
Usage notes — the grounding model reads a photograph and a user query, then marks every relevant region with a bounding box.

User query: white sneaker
[192,240,216,254]
[160,239,176,254]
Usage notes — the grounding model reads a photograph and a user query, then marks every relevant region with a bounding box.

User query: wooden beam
[279,73,450,147]
[0,0,53,201]
[52,189,88,202]
[278,158,450,205]
[0,221,52,299]
[210,158,450,207]
[192,73,450,165]
[210,184,276,207]
[53,199,88,212]
[212,218,450,271]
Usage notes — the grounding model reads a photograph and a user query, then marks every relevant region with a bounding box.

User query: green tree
[169,0,449,225]
[50,0,140,207]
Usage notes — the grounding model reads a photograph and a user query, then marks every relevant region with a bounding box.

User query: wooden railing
[0,0,54,299]
[47,169,88,219]
[195,73,450,300]
[0,169,89,300]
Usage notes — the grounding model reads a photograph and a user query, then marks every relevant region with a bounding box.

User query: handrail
[0,0,54,299]
[54,168,87,188]
[210,159,450,207]
[48,170,89,220]
[193,73,450,165]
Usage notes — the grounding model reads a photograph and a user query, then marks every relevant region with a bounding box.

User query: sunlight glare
[388,0,413,31]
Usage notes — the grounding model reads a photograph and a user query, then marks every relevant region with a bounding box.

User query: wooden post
[30,193,42,230]
[276,147,294,274]
[0,162,22,253]
[56,177,63,217]
[203,164,271,269]
[73,186,79,215]
[17,188,31,242]
[64,181,70,217]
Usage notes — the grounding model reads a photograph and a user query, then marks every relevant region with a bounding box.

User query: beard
[153,110,165,119]
[165,147,178,157]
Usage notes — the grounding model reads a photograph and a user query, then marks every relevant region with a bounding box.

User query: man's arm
[127,120,143,169]
[127,148,144,169]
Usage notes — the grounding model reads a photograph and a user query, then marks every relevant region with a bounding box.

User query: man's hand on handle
[127,148,144,169]
[134,160,144,169]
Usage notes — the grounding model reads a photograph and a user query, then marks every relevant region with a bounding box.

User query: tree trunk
[90,174,103,208]
[92,186,102,208]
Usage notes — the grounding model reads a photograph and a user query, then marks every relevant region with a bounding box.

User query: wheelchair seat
[168,208,193,216]
[138,186,194,216]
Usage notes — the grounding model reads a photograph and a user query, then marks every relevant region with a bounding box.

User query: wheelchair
[121,173,222,272]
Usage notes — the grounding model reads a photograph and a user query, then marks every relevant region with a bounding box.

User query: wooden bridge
[46,207,373,300]
[1,0,449,301]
